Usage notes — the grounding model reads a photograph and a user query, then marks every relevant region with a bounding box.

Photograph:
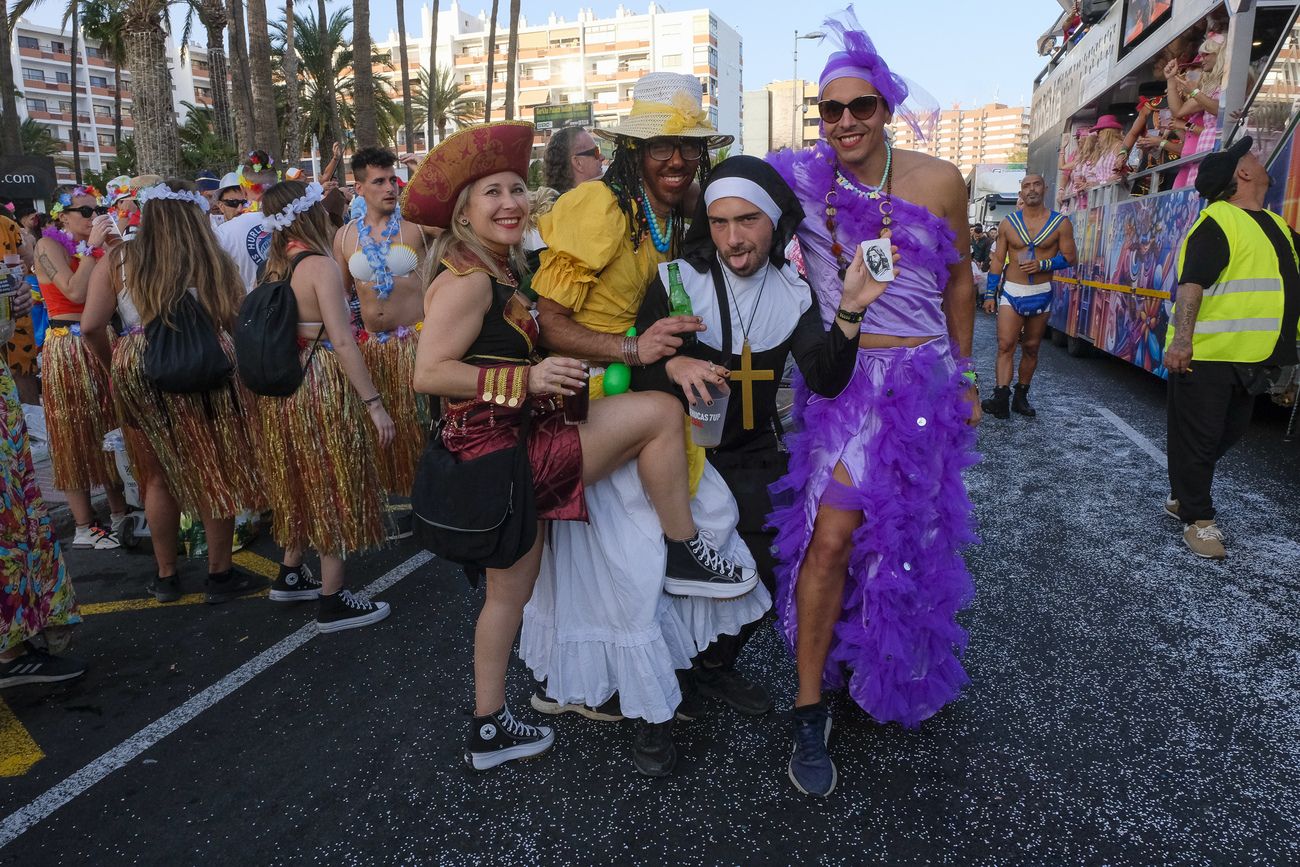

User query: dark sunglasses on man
[66,205,110,218]
[643,138,705,162]
[817,94,881,125]
[220,197,247,208]
[573,146,604,160]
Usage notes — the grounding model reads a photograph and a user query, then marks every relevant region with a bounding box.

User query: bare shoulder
[399,220,429,247]
[894,148,965,190]
[293,251,344,284]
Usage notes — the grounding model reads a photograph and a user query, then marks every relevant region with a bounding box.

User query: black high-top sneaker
[203,569,268,605]
[316,589,391,633]
[632,719,676,777]
[465,703,555,771]
[981,384,1011,420]
[270,563,323,602]
[664,533,758,599]
[1012,382,1037,417]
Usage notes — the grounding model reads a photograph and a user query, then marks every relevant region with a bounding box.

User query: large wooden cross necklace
[721,261,774,430]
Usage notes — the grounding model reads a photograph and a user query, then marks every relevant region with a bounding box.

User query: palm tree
[177,99,237,170]
[317,0,339,180]
[121,0,181,174]
[483,0,498,122]
[82,0,128,152]
[424,0,439,150]
[20,118,73,167]
[0,0,22,154]
[395,0,415,152]
[272,7,404,154]
[245,0,282,156]
[351,0,377,147]
[503,0,519,120]
[416,65,480,142]
[184,0,235,148]
[281,0,301,167]
[65,0,83,181]
[227,0,256,153]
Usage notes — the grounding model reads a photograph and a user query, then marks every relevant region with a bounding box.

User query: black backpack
[235,252,322,397]
[143,292,234,394]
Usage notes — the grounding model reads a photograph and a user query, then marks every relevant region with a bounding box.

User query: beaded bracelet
[477,364,528,408]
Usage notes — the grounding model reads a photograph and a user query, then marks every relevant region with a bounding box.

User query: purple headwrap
[816,6,940,142]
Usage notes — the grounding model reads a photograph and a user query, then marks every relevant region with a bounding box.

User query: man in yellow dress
[520,72,770,778]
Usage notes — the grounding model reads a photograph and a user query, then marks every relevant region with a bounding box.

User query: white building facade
[377,2,743,148]
[10,18,212,183]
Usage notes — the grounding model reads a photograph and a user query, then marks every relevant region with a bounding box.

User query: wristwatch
[836,307,865,324]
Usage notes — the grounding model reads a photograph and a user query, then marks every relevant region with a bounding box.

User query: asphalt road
[2,313,1298,865]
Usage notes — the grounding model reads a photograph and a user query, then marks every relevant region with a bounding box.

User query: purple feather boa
[768,143,961,348]
[767,337,979,728]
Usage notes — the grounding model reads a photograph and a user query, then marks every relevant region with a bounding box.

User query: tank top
[42,256,82,319]
[446,253,538,365]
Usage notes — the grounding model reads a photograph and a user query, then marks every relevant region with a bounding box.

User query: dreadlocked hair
[601,137,712,255]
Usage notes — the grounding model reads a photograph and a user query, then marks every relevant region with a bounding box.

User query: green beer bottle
[666,262,696,346]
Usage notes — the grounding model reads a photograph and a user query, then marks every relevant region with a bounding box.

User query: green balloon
[603,363,631,395]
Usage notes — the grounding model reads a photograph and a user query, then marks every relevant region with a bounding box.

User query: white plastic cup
[688,381,731,448]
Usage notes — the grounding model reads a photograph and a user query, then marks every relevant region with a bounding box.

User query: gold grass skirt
[256,344,386,558]
[110,332,265,519]
[41,325,117,492]
[360,325,430,497]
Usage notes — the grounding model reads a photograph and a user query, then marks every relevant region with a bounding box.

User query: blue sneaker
[788,702,836,796]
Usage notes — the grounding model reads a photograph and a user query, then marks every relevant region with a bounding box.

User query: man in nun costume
[633,154,888,718]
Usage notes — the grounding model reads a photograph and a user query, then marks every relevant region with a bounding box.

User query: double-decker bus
[1028,0,1300,401]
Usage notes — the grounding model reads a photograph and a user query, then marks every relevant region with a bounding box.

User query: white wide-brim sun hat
[594,72,733,148]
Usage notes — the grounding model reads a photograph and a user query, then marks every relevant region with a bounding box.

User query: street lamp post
[792,30,825,150]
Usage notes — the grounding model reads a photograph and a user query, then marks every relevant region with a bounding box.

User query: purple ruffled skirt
[768,336,979,728]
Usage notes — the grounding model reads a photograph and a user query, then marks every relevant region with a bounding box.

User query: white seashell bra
[348,242,420,282]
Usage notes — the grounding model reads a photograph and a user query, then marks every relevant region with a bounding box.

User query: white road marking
[0,551,434,849]
[1095,405,1167,468]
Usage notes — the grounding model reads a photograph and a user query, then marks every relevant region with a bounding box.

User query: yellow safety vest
[1171,201,1300,363]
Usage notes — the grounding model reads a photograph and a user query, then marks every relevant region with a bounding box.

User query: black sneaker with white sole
[203,569,269,605]
[465,703,555,771]
[316,589,391,633]
[664,533,758,599]
[0,649,87,689]
[386,512,414,541]
[269,563,323,601]
[530,680,624,721]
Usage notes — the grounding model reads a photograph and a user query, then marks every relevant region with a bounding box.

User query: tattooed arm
[1164,283,1202,373]
[35,237,75,294]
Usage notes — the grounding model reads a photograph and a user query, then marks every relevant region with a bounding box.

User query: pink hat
[1091,114,1123,132]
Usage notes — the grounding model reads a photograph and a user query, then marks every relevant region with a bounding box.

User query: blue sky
[25,0,1055,108]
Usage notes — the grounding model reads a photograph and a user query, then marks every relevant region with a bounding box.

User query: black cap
[1195,136,1253,200]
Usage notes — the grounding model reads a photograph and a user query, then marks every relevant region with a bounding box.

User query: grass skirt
[1,360,78,653]
[255,346,386,558]
[110,332,265,518]
[42,326,117,491]
[360,327,428,496]
[769,337,979,728]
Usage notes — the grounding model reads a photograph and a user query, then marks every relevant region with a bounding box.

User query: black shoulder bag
[411,407,538,583]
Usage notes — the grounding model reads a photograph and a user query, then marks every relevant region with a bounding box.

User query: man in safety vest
[1165,136,1300,559]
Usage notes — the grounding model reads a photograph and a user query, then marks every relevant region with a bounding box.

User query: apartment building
[892,103,1030,177]
[10,18,212,183]
[376,1,743,149]
[741,79,818,155]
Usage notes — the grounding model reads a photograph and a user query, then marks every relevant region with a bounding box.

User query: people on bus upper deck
[1069,132,1098,201]
[1124,93,1184,196]
[1086,115,1128,188]
[1166,28,1226,188]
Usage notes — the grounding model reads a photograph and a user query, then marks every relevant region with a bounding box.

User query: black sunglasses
[220,197,247,208]
[817,94,881,125]
[573,146,603,159]
[644,138,705,162]
[66,205,109,218]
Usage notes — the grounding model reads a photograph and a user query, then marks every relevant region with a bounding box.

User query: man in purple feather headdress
[767,7,981,797]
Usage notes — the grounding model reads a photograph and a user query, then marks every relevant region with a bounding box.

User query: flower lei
[264,182,324,232]
[75,241,105,262]
[137,183,210,212]
[356,202,403,300]
[42,225,78,259]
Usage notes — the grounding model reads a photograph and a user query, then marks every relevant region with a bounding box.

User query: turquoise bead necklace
[638,183,675,254]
